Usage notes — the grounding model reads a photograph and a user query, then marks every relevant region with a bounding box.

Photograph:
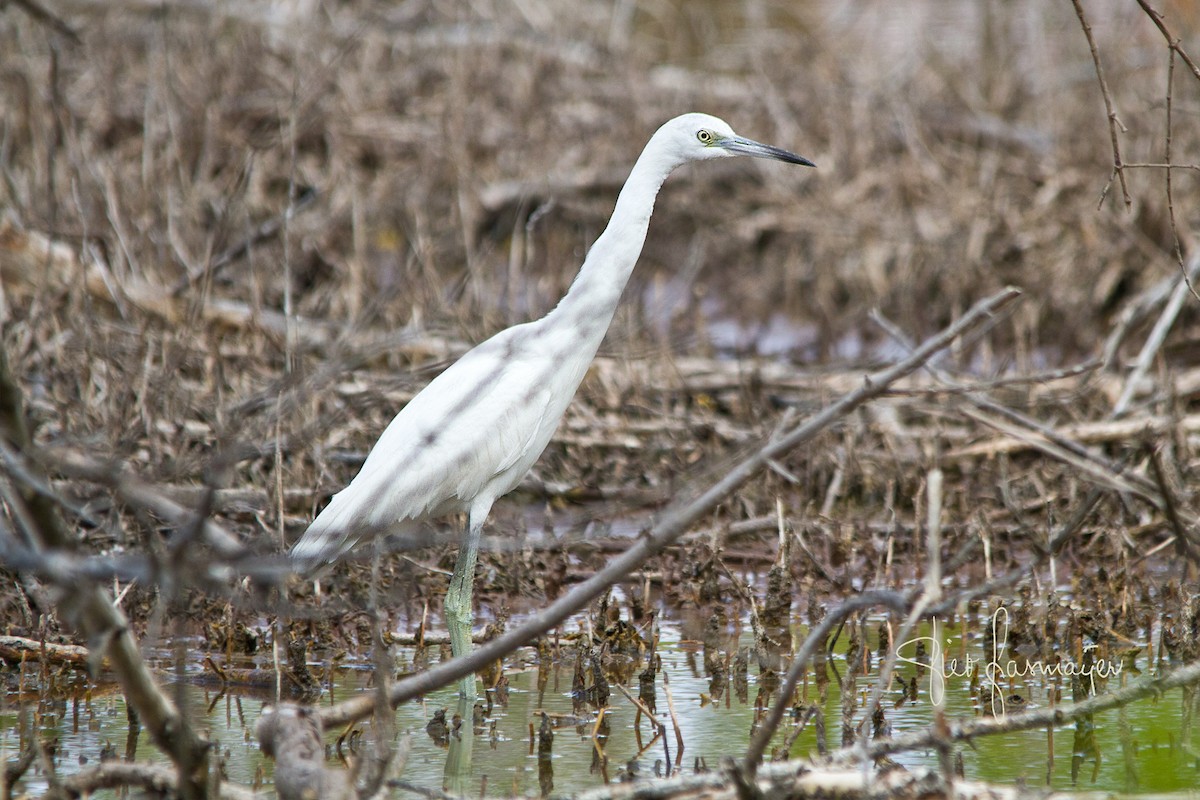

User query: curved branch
[317,287,1023,729]
[58,761,258,800]
[1070,0,1131,209]
[0,343,213,799]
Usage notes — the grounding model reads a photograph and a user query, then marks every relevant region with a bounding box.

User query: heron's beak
[719,135,815,167]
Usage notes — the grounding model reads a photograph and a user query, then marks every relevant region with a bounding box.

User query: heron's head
[657,112,815,169]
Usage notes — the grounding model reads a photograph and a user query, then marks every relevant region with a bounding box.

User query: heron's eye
[697,129,714,145]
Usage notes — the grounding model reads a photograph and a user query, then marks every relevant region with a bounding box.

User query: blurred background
[3,0,1196,429]
[0,0,1197,595]
[1,0,1198,607]
[3,1,1200,794]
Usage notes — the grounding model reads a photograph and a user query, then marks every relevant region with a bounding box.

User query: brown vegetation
[1,0,1200,798]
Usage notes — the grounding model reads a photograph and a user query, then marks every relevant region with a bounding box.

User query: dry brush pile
[1,0,1200,798]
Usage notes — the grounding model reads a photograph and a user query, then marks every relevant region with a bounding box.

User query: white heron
[291,113,813,698]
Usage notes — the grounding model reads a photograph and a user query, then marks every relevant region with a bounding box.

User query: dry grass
[0,0,1197,632]
[5,1,1200,796]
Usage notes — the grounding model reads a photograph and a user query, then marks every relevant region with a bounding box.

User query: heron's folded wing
[290,332,558,565]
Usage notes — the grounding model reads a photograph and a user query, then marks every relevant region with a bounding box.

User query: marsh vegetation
[1,1,1200,797]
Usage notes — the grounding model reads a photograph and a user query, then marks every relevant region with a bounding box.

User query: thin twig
[9,0,81,45]
[1070,0,1131,209]
[875,357,1101,397]
[661,667,685,767]
[1135,0,1200,83]
[614,682,666,728]
[1122,162,1200,171]
[1161,45,1200,304]
[315,287,1025,729]
[1112,253,1200,416]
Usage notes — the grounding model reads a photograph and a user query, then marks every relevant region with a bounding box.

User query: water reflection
[6,605,1200,795]
[442,696,475,795]
[536,712,554,796]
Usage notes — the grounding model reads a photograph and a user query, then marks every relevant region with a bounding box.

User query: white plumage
[291,113,813,698]
[291,325,570,564]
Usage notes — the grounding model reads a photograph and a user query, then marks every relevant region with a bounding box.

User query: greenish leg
[445,519,481,700]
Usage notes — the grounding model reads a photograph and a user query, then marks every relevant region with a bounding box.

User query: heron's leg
[445,517,482,699]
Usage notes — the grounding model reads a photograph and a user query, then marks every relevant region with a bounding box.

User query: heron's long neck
[544,144,676,348]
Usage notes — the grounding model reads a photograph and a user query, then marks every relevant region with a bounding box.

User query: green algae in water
[4,617,1199,796]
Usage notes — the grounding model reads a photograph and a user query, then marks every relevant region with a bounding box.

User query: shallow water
[4,606,1199,797]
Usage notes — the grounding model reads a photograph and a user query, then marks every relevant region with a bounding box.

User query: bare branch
[743,590,910,771]
[1135,0,1200,83]
[0,343,214,799]
[38,445,247,559]
[1070,0,1132,209]
[316,286,1024,729]
[58,761,258,800]
[8,0,81,45]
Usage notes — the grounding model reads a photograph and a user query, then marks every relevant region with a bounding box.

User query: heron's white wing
[291,325,561,565]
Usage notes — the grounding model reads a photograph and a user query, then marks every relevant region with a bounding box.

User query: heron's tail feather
[289,491,364,569]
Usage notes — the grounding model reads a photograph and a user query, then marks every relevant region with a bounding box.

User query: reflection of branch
[2,715,37,788]
[317,287,1024,729]
[840,656,1200,762]
[1070,0,1131,209]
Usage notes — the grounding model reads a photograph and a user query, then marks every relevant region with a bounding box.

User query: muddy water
[3,611,1198,796]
